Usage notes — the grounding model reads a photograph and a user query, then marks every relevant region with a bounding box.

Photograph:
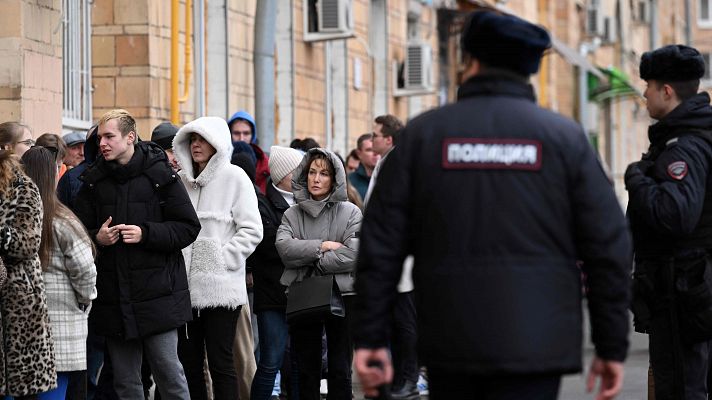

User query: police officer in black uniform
[352,10,632,400]
[625,44,712,400]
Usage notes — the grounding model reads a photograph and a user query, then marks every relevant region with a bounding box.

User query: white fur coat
[173,117,263,309]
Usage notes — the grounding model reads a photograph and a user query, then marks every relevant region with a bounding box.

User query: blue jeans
[37,373,70,400]
[250,310,289,400]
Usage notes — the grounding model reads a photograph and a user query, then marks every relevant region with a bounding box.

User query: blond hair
[97,109,136,137]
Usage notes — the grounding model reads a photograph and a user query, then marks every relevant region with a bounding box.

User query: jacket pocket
[130,266,173,301]
[190,238,229,276]
[676,255,712,343]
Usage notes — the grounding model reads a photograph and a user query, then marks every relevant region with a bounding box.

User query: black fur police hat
[460,10,551,76]
[639,45,705,82]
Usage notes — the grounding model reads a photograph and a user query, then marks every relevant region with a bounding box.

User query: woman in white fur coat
[172,116,263,400]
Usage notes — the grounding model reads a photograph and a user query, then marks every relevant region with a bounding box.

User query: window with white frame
[62,0,92,131]
[700,0,712,27]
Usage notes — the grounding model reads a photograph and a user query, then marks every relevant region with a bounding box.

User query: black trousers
[428,370,561,400]
[649,302,712,400]
[290,295,355,400]
[391,291,419,388]
[178,306,241,400]
[65,370,88,400]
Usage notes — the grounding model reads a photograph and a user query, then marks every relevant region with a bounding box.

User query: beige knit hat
[269,146,304,185]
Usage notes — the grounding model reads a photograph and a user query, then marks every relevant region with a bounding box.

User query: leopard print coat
[0,170,56,396]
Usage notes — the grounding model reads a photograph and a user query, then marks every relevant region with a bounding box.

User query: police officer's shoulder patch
[667,161,688,180]
[442,138,542,170]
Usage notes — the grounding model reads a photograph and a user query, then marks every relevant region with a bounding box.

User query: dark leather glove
[624,160,654,190]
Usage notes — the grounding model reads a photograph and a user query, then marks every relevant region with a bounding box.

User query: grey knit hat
[269,146,304,185]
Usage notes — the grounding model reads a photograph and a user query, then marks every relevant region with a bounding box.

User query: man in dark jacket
[75,109,201,400]
[58,125,98,211]
[625,45,712,400]
[348,133,377,200]
[353,11,632,400]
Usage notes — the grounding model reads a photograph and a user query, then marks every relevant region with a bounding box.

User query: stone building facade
[3,0,712,187]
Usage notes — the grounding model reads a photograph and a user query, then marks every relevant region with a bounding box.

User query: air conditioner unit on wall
[404,42,433,91]
[318,0,352,33]
[586,0,605,37]
[303,0,354,42]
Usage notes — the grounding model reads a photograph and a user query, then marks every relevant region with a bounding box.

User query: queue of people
[0,104,403,400]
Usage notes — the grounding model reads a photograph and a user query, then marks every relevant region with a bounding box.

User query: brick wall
[0,0,62,136]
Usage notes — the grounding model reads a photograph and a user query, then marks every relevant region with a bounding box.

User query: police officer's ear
[460,54,482,83]
[660,83,680,102]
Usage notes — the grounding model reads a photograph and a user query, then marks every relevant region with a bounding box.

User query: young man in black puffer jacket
[75,109,200,400]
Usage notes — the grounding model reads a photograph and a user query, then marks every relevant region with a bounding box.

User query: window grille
[62,0,92,131]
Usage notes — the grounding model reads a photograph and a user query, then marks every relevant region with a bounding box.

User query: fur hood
[173,117,233,187]
[291,148,348,218]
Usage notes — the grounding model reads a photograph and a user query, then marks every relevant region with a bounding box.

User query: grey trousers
[106,329,189,400]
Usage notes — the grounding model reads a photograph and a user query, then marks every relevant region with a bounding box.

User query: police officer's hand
[586,357,624,400]
[624,160,654,190]
[354,348,393,398]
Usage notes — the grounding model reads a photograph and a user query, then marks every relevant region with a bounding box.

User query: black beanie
[151,122,179,150]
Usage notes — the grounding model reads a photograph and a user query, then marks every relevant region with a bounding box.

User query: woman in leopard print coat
[0,149,56,397]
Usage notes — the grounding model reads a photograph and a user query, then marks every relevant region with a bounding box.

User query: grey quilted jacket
[276,148,362,294]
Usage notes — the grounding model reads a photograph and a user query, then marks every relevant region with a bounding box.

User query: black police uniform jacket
[353,76,632,374]
[250,182,290,313]
[75,142,201,340]
[626,92,712,260]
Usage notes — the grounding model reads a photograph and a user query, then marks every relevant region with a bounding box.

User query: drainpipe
[685,0,692,45]
[650,0,659,50]
[325,42,333,150]
[578,45,589,138]
[254,0,278,148]
[537,0,548,108]
[171,0,180,123]
[194,0,205,117]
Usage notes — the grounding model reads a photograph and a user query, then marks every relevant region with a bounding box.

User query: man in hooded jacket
[228,110,271,194]
[625,44,712,400]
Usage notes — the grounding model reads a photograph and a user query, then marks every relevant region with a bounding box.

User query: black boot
[391,380,419,400]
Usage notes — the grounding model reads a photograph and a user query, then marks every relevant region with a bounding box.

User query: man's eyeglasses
[18,138,35,147]
[371,132,384,139]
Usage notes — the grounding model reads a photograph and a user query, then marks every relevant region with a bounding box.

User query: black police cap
[151,121,179,150]
[639,44,705,82]
[460,10,551,76]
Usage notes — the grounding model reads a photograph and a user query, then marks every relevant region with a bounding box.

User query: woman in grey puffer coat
[276,148,362,400]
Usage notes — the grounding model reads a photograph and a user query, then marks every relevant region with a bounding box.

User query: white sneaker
[416,373,429,396]
[320,378,328,395]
